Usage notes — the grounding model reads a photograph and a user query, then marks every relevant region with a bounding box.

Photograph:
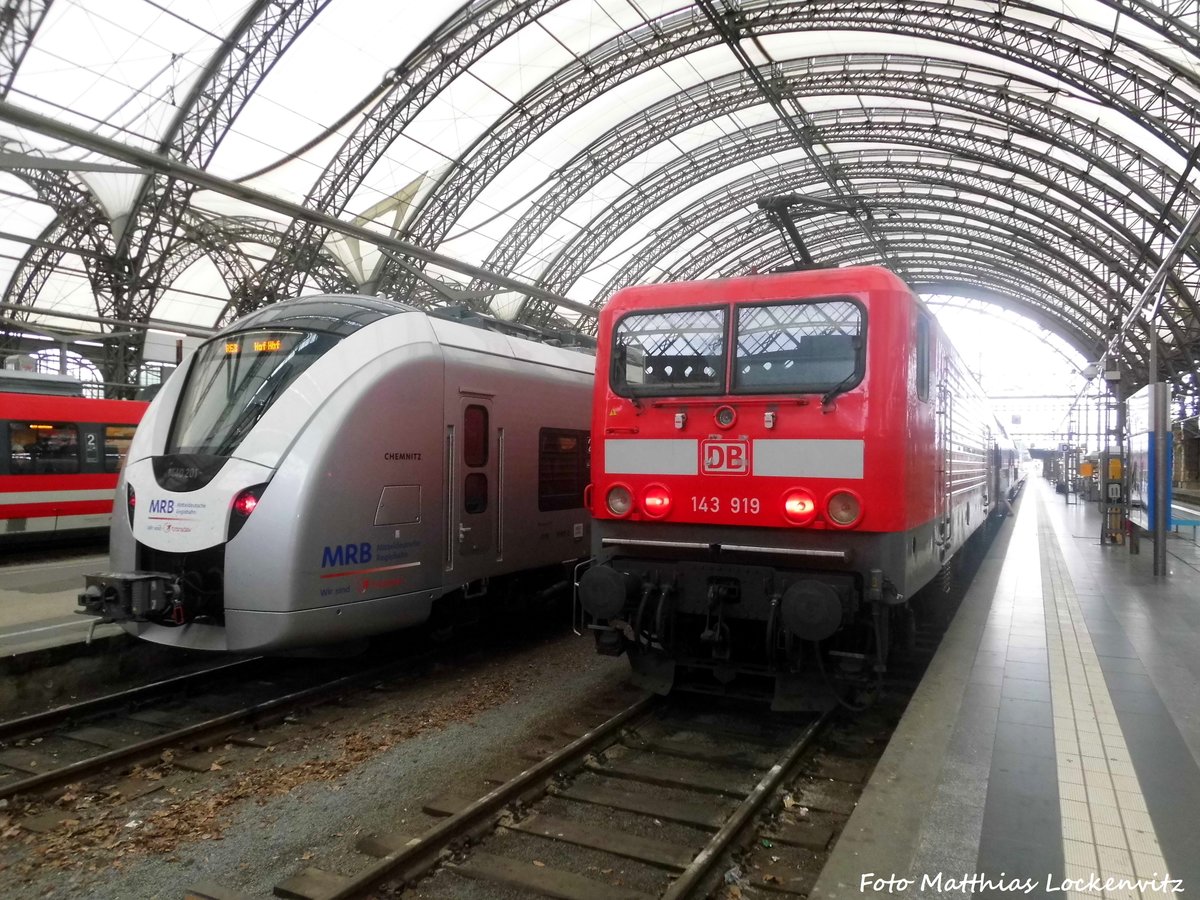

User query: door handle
[458,523,471,543]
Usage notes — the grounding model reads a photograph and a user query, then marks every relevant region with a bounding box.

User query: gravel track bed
[1,629,631,899]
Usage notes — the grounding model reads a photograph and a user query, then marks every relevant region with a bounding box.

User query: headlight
[826,490,862,527]
[606,485,633,516]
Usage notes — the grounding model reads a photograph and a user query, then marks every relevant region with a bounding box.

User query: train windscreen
[611,307,727,396]
[167,329,340,456]
[610,298,864,397]
[732,299,864,394]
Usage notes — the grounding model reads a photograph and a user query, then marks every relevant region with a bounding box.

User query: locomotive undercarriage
[578,551,908,711]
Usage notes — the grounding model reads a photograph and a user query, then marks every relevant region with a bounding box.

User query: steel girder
[2,0,1198,391]
[716,216,1120,356]
[531,119,1184,354]
[0,0,50,99]
[117,0,331,320]
[181,215,356,327]
[531,115,1173,310]
[496,55,1198,319]
[373,0,1200,308]
[0,139,132,384]
[2,1,330,387]
[235,0,573,309]
[645,160,1199,377]
[589,161,1120,358]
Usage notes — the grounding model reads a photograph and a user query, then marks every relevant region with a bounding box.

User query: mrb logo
[701,439,749,475]
[321,543,372,568]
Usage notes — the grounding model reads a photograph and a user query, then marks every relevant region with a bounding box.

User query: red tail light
[641,484,672,518]
[228,485,267,540]
[782,488,817,525]
[126,485,136,526]
[232,489,260,518]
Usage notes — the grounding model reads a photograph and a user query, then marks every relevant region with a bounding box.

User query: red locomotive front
[577,266,989,708]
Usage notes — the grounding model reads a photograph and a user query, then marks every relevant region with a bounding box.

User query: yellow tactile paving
[1037,494,1176,900]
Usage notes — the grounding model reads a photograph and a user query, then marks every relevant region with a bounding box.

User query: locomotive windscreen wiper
[821,370,857,405]
[820,338,864,407]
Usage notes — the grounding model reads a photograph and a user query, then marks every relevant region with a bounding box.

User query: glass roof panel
[0,0,1196,392]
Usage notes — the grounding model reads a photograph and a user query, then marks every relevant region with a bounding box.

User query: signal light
[606,485,633,517]
[126,485,136,527]
[826,490,863,527]
[641,484,671,518]
[782,488,817,525]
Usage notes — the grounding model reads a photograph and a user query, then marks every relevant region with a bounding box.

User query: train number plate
[690,496,761,515]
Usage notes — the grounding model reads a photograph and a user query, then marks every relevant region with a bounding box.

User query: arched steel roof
[0,0,1196,400]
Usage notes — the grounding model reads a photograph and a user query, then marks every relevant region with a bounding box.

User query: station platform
[0,552,124,656]
[813,478,1200,900]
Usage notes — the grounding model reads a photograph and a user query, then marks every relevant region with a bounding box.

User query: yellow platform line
[1036,493,1175,900]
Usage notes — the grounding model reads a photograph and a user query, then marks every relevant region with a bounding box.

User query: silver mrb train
[78,295,593,652]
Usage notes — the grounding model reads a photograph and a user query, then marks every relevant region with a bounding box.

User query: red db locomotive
[577,266,1018,708]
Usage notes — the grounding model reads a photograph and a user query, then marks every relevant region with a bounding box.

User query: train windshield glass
[733,300,864,394]
[611,307,726,395]
[167,330,340,455]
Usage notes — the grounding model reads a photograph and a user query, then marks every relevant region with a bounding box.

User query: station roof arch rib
[0,0,1196,403]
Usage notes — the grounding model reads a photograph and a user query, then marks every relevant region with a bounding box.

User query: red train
[577,266,1020,708]
[1,389,147,540]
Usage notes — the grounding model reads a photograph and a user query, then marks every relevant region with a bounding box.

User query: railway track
[181,694,862,900]
[7,518,989,897]
[0,653,426,804]
[182,534,979,900]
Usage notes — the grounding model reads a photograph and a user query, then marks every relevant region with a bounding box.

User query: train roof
[430,315,595,375]
[217,294,417,340]
[601,266,913,316]
[215,294,595,374]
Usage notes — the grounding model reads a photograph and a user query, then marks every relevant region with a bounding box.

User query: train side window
[538,428,590,511]
[916,315,930,402]
[464,472,488,514]
[8,422,79,474]
[463,405,488,467]
[105,425,137,473]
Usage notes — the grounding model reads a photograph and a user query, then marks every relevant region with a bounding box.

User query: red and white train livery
[577,266,1017,707]
[2,392,147,539]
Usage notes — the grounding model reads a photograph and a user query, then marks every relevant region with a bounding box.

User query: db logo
[701,439,750,475]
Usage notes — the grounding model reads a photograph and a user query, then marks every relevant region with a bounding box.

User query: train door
[447,395,496,583]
